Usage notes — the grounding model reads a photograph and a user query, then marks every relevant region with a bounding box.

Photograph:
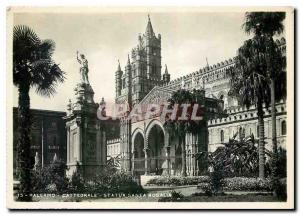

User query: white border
[1,1,298,212]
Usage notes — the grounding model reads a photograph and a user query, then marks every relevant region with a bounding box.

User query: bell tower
[115,15,167,172]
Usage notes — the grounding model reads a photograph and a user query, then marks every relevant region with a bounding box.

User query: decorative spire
[127,54,130,65]
[145,14,155,37]
[164,64,168,74]
[206,57,209,68]
[163,64,170,83]
[117,59,121,71]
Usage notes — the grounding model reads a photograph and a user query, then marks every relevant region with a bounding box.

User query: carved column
[132,150,136,174]
[165,146,171,176]
[76,117,82,164]
[144,146,150,175]
[164,129,171,176]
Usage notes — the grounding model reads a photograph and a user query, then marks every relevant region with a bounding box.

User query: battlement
[160,37,286,92]
[159,56,235,92]
[207,100,286,126]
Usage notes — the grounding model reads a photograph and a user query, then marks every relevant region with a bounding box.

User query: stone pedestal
[64,83,106,179]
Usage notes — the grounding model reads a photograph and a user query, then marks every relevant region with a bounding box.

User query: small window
[281,120,286,135]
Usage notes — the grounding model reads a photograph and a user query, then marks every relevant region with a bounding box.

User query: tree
[165,89,203,176]
[242,12,286,193]
[229,36,273,179]
[13,25,65,201]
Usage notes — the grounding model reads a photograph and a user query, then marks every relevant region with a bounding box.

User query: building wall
[107,138,121,158]
[13,107,67,178]
[208,102,287,152]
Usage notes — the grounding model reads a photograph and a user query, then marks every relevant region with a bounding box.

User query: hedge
[197,177,273,191]
[145,176,210,186]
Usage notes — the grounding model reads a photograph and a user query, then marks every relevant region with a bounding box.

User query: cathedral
[107,16,287,176]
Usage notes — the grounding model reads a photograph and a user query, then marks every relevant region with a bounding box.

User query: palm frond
[243,12,285,36]
[30,59,65,97]
[13,25,65,96]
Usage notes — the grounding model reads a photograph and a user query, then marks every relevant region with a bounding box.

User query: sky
[12,10,252,112]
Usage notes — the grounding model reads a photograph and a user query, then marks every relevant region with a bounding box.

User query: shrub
[145,176,210,186]
[196,134,273,178]
[32,162,145,197]
[69,169,85,193]
[158,190,190,202]
[32,159,69,194]
[197,183,212,196]
[170,190,184,199]
[222,177,272,191]
[94,171,145,195]
[198,177,274,192]
[69,168,145,196]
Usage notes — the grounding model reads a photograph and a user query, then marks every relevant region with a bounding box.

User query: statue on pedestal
[76,51,90,84]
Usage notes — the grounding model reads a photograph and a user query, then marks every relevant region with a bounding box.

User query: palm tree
[13,25,65,201]
[243,12,286,192]
[229,36,271,179]
[165,89,202,176]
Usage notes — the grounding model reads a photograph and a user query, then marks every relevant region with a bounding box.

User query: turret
[125,54,131,74]
[99,97,106,117]
[125,55,132,98]
[115,60,122,97]
[163,64,170,83]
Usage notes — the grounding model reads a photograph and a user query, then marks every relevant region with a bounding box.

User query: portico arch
[131,128,145,149]
[145,119,165,145]
[131,129,145,174]
[146,123,165,175]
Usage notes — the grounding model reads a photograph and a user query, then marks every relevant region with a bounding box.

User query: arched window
[220,130,224,143]
[281,120,287,135]
[257,125,259,138]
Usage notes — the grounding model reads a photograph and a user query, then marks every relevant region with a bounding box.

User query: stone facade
[110,16,287,176]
